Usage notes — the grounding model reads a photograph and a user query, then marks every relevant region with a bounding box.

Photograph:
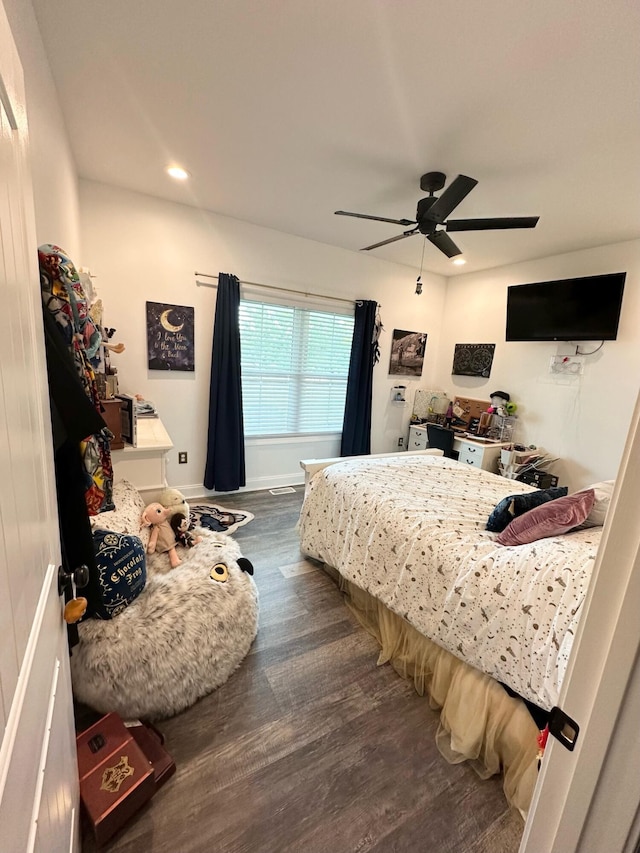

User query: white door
[521,392,640,852]
[0,4,80,852]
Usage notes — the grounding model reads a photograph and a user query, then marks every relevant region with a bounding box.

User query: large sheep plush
[71,532,258,720]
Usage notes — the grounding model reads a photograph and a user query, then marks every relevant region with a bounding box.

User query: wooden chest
[129,721,176,790]
[77,713,155,846]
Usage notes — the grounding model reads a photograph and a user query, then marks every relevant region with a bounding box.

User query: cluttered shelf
[103,397,173,502]
[499,445,559,488]
[409,389,559,485]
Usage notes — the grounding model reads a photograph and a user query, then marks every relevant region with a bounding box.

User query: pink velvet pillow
[496,489,595,546]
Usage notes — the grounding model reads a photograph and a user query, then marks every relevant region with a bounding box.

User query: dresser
[407,425,509,473]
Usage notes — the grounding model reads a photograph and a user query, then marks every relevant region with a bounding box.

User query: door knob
[57,564,89,596]
[58,564,90,624]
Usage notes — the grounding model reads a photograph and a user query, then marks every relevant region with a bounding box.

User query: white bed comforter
[299,454,601,710]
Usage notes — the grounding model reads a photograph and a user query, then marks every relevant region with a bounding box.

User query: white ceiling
[32,0,640,276]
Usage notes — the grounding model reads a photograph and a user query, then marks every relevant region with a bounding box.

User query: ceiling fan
[335,171,539,258]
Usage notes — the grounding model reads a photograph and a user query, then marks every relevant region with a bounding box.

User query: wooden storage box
[99,398,125,449]
[77,713,155,846]
[129,722,176,790]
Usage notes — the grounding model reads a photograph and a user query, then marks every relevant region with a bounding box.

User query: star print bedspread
[299,454,601,710]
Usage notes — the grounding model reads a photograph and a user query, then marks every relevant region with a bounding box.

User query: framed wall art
[389,329,427,377]
[452,343,495,378]
[146,301,195,371]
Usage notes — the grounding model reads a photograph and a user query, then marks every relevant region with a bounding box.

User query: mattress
[299,454,601,710]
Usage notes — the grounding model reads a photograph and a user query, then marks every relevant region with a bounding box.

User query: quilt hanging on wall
[146,301,195,371]
[452,343,495,378]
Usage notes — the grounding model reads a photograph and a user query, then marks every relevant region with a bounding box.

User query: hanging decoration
[372,305,384,365]
[415,237,427,295]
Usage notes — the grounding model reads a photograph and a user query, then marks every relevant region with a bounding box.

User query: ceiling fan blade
[446,216,540,232]
[427,230,462,258]
[423,174,478,224]
[361,229,419,251]
[335,210,416,227]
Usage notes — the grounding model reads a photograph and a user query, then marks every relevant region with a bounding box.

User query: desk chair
[426,424,459,460]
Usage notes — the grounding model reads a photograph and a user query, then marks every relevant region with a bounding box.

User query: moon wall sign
[146,301,195,371]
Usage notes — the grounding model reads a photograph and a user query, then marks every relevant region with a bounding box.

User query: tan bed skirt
[330,568,539,817]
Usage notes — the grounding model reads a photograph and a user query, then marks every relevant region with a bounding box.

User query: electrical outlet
[178,451,188,464]
[397,436,404,447]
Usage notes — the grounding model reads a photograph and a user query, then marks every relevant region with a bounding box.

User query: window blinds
[239,299,355,437]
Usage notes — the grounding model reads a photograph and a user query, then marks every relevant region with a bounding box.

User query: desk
[408,425,510,473]
[111,418,173,502]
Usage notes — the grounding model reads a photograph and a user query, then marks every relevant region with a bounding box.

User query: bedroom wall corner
[434,240,640,490]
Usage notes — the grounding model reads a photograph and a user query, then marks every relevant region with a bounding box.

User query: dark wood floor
[80,487,523,853]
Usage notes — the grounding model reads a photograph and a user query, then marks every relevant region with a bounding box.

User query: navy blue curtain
[204,273,246,491]
[340,300,378,457]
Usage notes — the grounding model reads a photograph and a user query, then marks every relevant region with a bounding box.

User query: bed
[298,452,604,814]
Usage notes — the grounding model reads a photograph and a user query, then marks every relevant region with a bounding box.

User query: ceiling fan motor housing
[419,171,446,194]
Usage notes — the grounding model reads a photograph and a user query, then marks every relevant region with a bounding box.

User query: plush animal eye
[210,563,229,583]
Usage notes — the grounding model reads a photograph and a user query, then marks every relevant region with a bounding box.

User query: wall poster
[452,343,495,378]
[389,329,427,377]
[146,301,195,371]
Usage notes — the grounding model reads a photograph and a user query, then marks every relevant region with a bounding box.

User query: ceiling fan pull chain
[416,237,426,294]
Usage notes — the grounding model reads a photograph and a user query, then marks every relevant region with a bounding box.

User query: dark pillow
[89,529,147,619]
[496,490,595,546]
[486,486,568,533]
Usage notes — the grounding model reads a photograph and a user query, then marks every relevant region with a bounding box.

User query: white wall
[433,240,640,490]
[79,179,447,495]
[3,1,638,498]
[3,0,80,256]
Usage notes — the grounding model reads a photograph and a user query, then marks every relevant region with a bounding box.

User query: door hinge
[548,705,580,751]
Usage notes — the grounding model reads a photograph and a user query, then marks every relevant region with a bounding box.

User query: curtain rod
[194,271,358,306]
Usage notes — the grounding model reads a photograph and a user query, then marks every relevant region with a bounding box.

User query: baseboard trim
[176,473,304,500]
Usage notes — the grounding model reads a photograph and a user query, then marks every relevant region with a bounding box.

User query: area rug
[188,503,254,535]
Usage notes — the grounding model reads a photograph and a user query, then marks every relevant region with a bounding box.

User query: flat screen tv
[505,272,626,342]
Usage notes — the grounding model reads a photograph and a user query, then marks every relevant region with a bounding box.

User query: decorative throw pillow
[90,529,147,619]
[496,489,595,546]
[579,480,615,527]
[486,486,569,532]
[90,479,149,548]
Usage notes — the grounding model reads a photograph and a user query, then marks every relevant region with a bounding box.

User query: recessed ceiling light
[167,166,190,180]
[452,258,466,266]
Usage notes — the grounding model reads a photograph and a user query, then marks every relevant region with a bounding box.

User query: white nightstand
[455,438,506,473]
[408,425,429,451]
[408,425,509,473]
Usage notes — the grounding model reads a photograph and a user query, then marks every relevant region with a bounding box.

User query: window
[239,298,354,437]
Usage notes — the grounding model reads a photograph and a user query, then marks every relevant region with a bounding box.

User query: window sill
[245,433,341,446]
